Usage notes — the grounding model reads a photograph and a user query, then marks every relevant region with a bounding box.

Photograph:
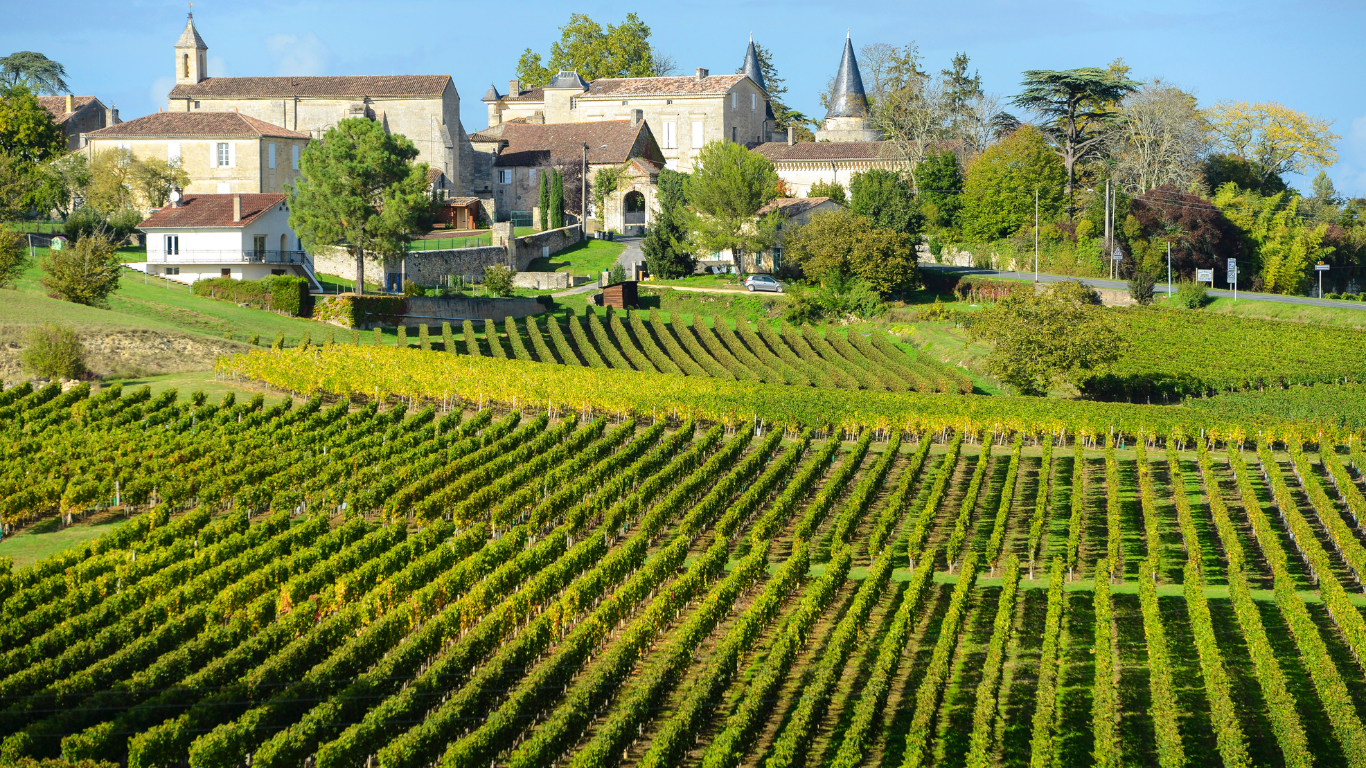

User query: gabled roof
[175,14,207,50]
[168,75,450,99]
[37,96,100,124]
[753,141,902,162]
[492,120,661,167]
[138,194,286,229]
[759,197,839,216]
[825,36,870,119]
[503,86,545,103]
[85,111,309,140]
[584,73,750,98]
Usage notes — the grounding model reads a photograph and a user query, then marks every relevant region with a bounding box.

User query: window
[182,54,189,78]
[529,168,538,183]
[268,143,276,169]
[662,121,677,149]
[253,235,266,256]
[217,142,230,167]
[193,100,200,109]
[692,120,704,147]
[217,182,231,194]
[731,127,737,142]
[499,169,512,184]
[164,235,178,255]
[291,144,300,170]
[752,93,756,110]
[117,141,130,151]
[621,100,628,106]
[167,142,181,164]
[221,268,232,277]
[732,93,737,109]
[166,267,180,275]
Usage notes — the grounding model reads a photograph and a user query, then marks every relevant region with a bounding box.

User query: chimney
[64,94,74,113]
[508,79,520,96]
[107,104,119,125]
[232,194,241,222]
[631,109,643,129]
[695,68,708,81]
[787,127,795,146]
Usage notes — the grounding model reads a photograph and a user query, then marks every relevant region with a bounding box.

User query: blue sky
[5,0,1364,196]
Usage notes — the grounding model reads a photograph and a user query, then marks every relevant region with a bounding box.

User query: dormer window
[621,100,628,106]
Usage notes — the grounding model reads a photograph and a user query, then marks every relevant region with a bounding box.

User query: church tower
[174,13,208,86]
[814,35,881,142]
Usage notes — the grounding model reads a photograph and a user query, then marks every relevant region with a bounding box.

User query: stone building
[84,112,309,199]
[162,14,469,190]
[480,40,776,173]
[469,117,664,233]
[38,95,120,151]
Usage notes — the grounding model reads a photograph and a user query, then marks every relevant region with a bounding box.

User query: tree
[1202,153,1287,196]
[1128,269,1156,305]
[1109,80,1210,194]
[20,323,86,380]
[1213,183,1331,295]
[1311,170,1341,205]
[591,164,624,222]
[960,126,1065,241]
[848,168,921,239]
[548,169,564,229]
[1207,101,1338,189]
[482,264,515,297]
[915,148,963,228]
[966,280,1124,395]
[84,148,136,214]
[684,141,781,272]
[0,85,66,162]
[782,209,918,294]
[1130,184,1242,279]
[41,234,121,307]
[941,52,984,137]
[642,168,694,278]
[30,152,88,217]
[516,13,673,87]
[0,151,38,220]
[0,53,70,95]
[287,118,431,295]
[537,170,548,230]
[129,158,190,209]
[0,227,27,289]
[807,179,847,205]
[1011,68,1140,211]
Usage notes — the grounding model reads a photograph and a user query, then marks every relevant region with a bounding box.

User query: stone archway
[624,191,646,229]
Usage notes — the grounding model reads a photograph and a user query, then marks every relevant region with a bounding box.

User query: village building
[83,111,310,199]
[38,95,119,151]
[136,192,320,288]
[702,196,844,274]
[162,14,470,191]
[469,117,664,233]
[480,40,776,174]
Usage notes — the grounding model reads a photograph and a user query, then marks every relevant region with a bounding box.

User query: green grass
[649,274,748,290]
[526,238,625,275]
[103,369,292,406]
[0,517,125,568]
[1197,295,1366,329]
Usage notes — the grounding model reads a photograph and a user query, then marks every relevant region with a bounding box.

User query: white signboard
[1196,269,1214,283]
[1315,263,1331,271]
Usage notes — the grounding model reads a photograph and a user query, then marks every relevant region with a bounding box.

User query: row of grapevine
[1091,557,1120,768]
[962,555,1023,768]
[1026,557,1067,768]
[1136,558,1184,768]
[984,436,1024,567]
[1104,441,1123,581]
[868,433,935,555]
[1026,437,1055,567]
[945,434,996,568]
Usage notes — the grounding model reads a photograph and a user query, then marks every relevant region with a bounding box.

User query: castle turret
[174,13,208,86]
[741,36,777,137]
[814,34,881,142]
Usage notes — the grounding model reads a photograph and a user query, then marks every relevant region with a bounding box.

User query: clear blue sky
[5,0,1363,196]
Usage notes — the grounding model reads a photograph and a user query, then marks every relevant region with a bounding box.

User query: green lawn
[0,517,125,568]
[526,238,625,275]
[1196,295,1366,329]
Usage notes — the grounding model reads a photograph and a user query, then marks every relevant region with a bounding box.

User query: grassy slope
[526,238,625,275]
[0,517,124,568]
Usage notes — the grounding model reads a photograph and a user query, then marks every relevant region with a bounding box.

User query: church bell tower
[174,13,208,86]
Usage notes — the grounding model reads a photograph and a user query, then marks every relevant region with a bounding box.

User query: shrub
[609,263,627,285]
[783,286,826,325]
[63,207,141,244]
[272,332,284,350]
[484,264,515,297]
[403,280,426,297]
[1173,280,1208,309]
[0,228,28,289]
[1128,270,1157,305]
[191,275,311,317]
[20,323,87,380]
[397,325,408,347]
[41,235,121,307]
[1325,292,1340,300]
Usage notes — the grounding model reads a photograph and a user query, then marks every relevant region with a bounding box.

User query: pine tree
[538,170,549,230]
[641,168,695,278]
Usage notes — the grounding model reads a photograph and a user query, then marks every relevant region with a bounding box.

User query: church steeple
[741,36,765,92]
[824,34,868,119]
[174,13,208,86]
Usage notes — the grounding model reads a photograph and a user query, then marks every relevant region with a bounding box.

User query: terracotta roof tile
[758,197,840,216]
[138,193,286,229]
[584,74,747,97]
[168,75,450,99]
[504,87,545,102]
[85,111,309,139]
[492,121,661,167]
[37,96,99,124]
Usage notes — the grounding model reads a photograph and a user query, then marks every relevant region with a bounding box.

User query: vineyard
[1081,308,1366,400]
[4,378,1366,768]
[404,309,973,394]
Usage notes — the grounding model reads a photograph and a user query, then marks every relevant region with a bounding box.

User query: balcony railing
[147,250,311,265]
[623,212,646,225]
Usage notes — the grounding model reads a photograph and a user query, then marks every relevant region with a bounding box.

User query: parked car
[744,274,783,293]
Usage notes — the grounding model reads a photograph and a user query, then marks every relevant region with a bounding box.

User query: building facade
[162,14,468,190]
[38,95,119,151]
[84,112,309,199]
[137,192,319,288]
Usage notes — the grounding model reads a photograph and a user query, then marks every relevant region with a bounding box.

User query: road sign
[1112,248,1123,260]
[1315,263,1331,271]
[1196,269,1214,283]
[1228,258,1237,270]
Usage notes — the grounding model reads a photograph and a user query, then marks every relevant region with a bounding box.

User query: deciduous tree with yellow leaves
[1207,101,1338,189]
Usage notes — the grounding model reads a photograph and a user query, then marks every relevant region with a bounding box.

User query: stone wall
[388,295,547,325]
[511,272,590,290]
[403,247,511,285]
[514,225,581,266]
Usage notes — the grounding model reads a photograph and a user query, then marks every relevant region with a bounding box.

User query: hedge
[192,276,312,317]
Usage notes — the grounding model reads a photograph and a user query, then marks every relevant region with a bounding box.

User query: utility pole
[1105,180,1113,280]
[1166,242,1172,297]
[581,143,589,234]
[1034,188,1039,282]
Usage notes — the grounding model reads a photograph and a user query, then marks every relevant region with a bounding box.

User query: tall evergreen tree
[642,169,694,278]
[549,169,565,229]
[916,149,964,228]
[538,170,549,230]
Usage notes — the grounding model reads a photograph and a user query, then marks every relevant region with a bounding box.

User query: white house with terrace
[134,191,321,289]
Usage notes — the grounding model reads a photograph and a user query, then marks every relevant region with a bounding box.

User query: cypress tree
[549,169,565,229]
[538,170,549,230]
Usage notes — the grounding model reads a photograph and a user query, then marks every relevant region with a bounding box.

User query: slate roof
[481,83,501,102]
[753,141,899,162]
[758,197,839,216]
[584,73,749,97]
[85,111,309,139]
[138,194,286,229]
[503,86,545,102]
[547,71,589,90]
[37,96,99,124]
[741,39,766,92]
[169,75,450,99]
[826,36,870,119]
[492,121,659,167]
[176,15,207,49]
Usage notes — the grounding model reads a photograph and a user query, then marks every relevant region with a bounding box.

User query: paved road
[920,264,1366,311]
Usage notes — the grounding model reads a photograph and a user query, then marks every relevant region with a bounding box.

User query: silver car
[744,275,783,293]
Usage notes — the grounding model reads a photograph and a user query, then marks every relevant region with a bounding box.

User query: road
[920,264,1366,311]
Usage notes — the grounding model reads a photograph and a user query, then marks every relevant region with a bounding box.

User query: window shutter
[268,143,276,169]
[292,144,300,170]
[167,142,181,164]
[210,143,219,167]
[692,121,704,148]
[227,142,237,168]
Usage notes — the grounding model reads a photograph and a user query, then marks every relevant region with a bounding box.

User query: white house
[135,192,321,289]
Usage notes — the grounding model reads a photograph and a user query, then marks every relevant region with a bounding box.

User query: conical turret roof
[176,14,207,50]
[482,83,501,102]
[824,35,868,119]
[741,37,765,92]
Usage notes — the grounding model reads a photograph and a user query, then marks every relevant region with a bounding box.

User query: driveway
[920,264,1366,311]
